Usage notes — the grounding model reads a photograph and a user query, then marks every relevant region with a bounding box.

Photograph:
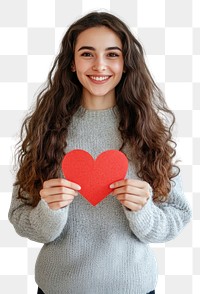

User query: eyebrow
[78,46,122,52]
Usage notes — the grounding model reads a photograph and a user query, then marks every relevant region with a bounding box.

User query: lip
[87,75,112,84]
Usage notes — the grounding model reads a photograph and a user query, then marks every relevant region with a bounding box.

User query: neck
[81,92,116,110]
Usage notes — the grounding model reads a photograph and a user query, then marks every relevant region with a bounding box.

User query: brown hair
[15,11,179,207]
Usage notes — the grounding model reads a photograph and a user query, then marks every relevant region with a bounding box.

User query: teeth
[90,76,109,81]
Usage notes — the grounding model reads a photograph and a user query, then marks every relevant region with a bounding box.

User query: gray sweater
[9,106,192,294]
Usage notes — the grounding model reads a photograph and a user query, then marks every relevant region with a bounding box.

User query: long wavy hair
[15,11,179,207]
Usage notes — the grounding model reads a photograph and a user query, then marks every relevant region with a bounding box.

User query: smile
[88,75,111,81]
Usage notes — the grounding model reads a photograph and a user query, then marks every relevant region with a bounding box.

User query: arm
[122,174,192,243]
[8,185,69,244]
[8,179,80,244]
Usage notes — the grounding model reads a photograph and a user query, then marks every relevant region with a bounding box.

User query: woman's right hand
[39,178,81,210]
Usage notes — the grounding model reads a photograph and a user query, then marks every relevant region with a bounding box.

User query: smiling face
[73,26,124,109]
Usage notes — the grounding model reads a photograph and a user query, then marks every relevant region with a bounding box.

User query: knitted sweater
[9,106,192,294]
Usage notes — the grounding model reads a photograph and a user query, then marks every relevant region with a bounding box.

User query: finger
[48,199,73,210]
[120,200,142,212]
[43,194,75,204]
[40,186,78,198]
[116,194,148,206]
[112,186,149,197]
[110,179,147,189]
[43,178,81,190]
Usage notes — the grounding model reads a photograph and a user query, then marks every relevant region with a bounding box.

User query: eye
[81,52,93,57]
[107,52,120,57]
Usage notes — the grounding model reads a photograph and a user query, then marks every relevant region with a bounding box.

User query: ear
[71,63,76,72]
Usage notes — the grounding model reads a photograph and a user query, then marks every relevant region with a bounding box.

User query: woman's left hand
[110,179,151,211]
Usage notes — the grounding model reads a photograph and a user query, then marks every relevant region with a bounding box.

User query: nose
[92,57,107,72]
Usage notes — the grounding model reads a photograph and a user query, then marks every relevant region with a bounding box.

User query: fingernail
[77,185,81,190]
[110,184,114,188]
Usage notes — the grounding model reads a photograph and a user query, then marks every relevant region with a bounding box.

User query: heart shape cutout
[61,149,128,206]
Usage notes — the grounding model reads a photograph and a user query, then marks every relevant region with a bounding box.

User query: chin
[90,90,113,97]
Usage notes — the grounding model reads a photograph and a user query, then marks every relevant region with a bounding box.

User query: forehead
[75,26,122,50]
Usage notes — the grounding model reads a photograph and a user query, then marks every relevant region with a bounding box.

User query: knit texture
[9,106,192,294]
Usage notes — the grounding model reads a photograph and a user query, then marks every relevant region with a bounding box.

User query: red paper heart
[61,149,128,206]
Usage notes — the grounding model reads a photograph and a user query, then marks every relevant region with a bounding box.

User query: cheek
[112,61,124,74]
[75,58,91,73]
[75,63,84,73]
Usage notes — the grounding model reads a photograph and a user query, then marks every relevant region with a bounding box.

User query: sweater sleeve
[123,173,192,244]
[8,185,69,244]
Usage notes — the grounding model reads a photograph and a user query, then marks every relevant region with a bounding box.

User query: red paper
[61,149,128,206]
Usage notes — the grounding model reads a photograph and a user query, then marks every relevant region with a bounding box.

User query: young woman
[9,11,191,294]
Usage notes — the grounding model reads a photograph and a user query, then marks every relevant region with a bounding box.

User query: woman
[9,11,191,294]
